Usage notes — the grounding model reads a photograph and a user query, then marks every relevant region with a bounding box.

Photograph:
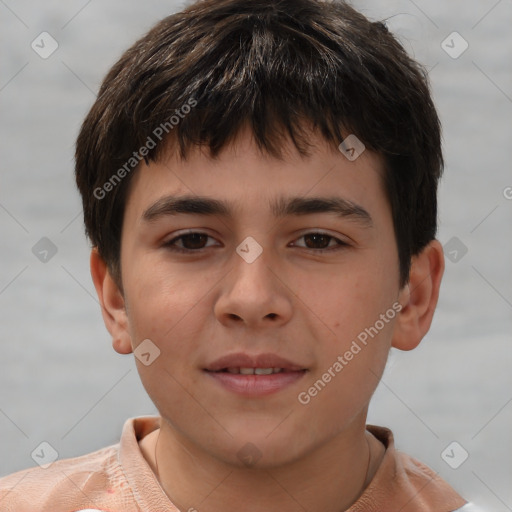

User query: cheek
[122,257,227,391]
[123,266,209,415]
[296,316,396,436]
[292,257,397,341]
[293,257,399,405]
[125,258,200,336]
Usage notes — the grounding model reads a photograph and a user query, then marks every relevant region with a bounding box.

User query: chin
[209,421,314,469]
[215,437,306,470]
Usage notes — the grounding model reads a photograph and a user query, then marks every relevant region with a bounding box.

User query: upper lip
[204,352,307,372]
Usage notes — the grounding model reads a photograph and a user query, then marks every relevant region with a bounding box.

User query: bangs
[96,3,409,166]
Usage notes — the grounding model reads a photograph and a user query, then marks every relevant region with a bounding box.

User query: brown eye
[164,232,217,253]
[303,233,332,249]
[179,233,209,249]
[292,232,349,253]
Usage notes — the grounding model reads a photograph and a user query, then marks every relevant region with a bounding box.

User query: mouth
[210,367,301,375]
[204,353,308,396]
[204,352,307,372]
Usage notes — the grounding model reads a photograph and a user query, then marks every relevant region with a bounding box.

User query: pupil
[184,233,207,249]
[306,234,329,249]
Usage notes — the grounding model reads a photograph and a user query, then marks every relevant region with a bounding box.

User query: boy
[0,0,484,510]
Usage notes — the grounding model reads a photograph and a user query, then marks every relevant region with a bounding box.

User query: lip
[204,352,306,372]
[204,352,308,397]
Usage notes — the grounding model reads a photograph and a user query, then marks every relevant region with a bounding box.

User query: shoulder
[0,443,134,512]
[395,452,489,512]
[363,425,468,511]
[0,417,161,512]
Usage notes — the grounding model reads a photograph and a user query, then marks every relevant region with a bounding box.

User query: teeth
[226,368,283,375]
[254,368,274,375]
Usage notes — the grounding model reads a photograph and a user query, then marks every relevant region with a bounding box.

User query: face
[117,126,403,467]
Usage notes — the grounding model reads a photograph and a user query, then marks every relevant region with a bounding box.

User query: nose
[214,246,293,328]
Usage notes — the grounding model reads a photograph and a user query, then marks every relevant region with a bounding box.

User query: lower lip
[204,370,307,397]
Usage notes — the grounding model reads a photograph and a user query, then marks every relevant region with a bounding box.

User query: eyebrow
[142,194,373,227]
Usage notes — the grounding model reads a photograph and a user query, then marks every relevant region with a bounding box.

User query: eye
[162,230,349,254]
[163,231,219,253]
[291,232,349,252]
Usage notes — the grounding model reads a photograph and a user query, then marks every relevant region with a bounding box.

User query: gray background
[1,0,511,509]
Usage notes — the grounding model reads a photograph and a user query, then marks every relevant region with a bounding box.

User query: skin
[91,125,444,512]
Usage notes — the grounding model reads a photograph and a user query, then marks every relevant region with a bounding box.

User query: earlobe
[391,240,445,351]
[90,248,133,355]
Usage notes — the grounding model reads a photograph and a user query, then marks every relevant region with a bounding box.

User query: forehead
[123,127,388,224]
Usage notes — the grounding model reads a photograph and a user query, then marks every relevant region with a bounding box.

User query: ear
[391,240,445,351]
[90,248,133,355]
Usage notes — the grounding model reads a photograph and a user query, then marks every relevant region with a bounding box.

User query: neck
[140,416,385,512]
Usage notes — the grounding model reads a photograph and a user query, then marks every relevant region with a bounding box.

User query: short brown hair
[75,0,443,287]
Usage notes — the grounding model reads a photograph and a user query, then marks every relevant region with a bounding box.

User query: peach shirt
[0,416,469,512]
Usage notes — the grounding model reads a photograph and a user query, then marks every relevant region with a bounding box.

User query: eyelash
[162,231,349,254]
